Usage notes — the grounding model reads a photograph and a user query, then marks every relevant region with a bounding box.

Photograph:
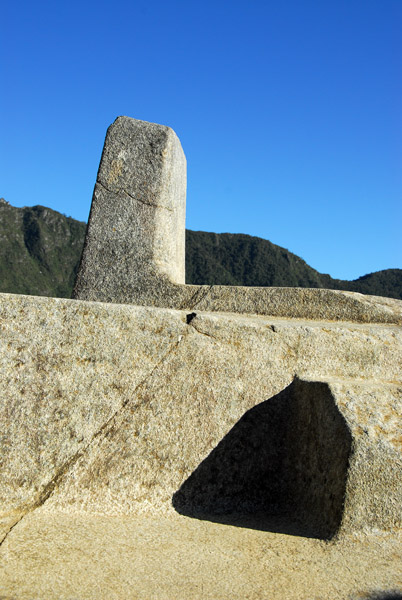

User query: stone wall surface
[1,116,402,598]
[0,292,401,544]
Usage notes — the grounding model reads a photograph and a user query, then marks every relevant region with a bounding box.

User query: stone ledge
[74,281,402,324]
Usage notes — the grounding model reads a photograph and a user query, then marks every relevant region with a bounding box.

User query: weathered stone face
[1,116,402,597]
[72,117,402,326]
[0,293,400,543]
[73,116,187,302]
[0,117,402,600]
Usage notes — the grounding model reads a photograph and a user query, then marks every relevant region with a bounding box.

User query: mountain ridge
[0,199,400,300]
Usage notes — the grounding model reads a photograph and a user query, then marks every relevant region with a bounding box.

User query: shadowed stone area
[173,379,352,540]
[366,594,402,600]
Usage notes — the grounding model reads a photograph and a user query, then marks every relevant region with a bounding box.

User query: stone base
[0,293,401,544]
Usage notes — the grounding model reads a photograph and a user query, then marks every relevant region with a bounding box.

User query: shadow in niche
[366,594,402,600]
[173,378,353,540]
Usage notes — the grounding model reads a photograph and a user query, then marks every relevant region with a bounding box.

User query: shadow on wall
[173,378,352,540]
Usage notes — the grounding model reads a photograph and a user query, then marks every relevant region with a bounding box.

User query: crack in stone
[189,319,218,341]
[96,181,173,212]
[0,514,25,545]
[192,285,214,309]
[0,335,185,549]
[104,327,196,419]
[178,289,200,311]
[181,285,214,311]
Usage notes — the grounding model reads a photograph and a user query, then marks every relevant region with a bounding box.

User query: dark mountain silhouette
[185,230,401,300]
[0,198,400,300]
[0,199,86,298]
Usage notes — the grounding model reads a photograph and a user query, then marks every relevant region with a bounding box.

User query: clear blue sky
[1,0,400,280]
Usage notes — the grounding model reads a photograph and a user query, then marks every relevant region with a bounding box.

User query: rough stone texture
[72,118,402,326]
[0,293,401,597]
[0,511,401,600]
[2,117,402,598]
[143,283,402,324]
[79,274,402,324]
[73,116,186,301]
[0,293,401,538]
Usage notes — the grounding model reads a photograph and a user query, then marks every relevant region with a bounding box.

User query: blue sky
[1,0,400,280]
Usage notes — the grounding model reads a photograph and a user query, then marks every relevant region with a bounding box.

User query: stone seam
[181,285,214,311]
[96,181,174,212]
[0,332,188,548]
[186,316,218,341]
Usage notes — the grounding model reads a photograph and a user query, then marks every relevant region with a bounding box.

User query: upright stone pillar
[73,116,186,304]
[73,116,402,324]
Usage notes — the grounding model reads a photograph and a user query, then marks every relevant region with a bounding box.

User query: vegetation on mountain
[0,199,86,298]
[185,230,402,300]
[0,199,400,300]
[186,231,328,288]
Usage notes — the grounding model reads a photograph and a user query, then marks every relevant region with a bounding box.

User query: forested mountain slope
[185,231,402,300]
[0,199,86,298]
[1,198,401,300]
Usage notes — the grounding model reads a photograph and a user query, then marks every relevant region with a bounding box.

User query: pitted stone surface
[0,293,401,542]
[73,116,186,302]
[73,117,402,325]
[0,293,401,597]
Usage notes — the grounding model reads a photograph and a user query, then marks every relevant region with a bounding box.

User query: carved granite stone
[74,116,186,302]
[73,117,402,326]
[1,116,401,598]
[0,293,400,544]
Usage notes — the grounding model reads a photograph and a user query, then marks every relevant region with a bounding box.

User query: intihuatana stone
[73,117,402,326]
[73,116,186,302]
[1,116,401,598]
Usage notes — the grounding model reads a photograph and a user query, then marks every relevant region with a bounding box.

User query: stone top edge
[110,115,176,135]
[1,290,401,328]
